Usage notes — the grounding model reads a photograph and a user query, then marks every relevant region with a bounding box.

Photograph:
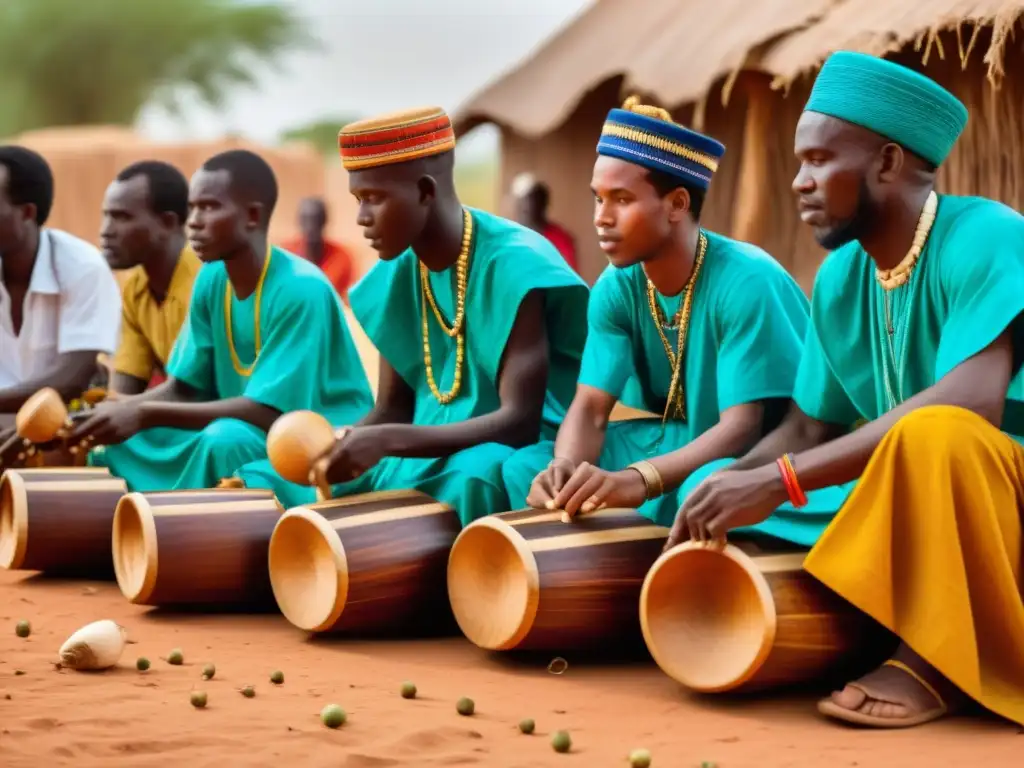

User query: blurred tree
[280,118,362,157]
[0,0,316,137]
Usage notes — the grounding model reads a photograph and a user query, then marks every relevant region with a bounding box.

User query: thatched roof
[454,0,1024,137]
[762,0,1024,87]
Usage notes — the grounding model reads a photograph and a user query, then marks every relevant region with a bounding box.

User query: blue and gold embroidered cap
[596,96,726,190]
[804,51,968,167]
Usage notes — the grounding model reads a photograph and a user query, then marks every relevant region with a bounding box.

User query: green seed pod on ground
[400,681,417,699]
[321,703,346,728]
[241,685,255,698]
[551,730,571,753]
[270,670,284,684]
[136,657,151,671]
[167,648,184,665]
[15,620,30,638]
[518,718,535,734]
[202,663,215,680]
[190,691,207,708]
[456,697,475,716]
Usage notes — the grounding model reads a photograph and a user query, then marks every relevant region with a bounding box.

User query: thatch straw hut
[454,0,1024,290]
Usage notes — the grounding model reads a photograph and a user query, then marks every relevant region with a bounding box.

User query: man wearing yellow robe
[666,51,1024,729]
[100,160,200,395]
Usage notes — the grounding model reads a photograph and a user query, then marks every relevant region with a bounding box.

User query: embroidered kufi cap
[596,96,726,190]
[804,51,968,167]
[338,106,456,171]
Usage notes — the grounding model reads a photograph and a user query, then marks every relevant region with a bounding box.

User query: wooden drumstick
[306,427,359,502]
[310,457,334,501]
[0,431,25,469]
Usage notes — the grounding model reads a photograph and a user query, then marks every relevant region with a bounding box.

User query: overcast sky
[137,0,592,156]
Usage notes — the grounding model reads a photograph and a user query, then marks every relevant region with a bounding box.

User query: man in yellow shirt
[100,160,201,395]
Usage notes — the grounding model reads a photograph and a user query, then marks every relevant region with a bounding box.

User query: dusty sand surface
[1,569,1019,768]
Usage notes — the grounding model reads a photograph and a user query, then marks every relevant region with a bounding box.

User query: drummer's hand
[525,457,576,508]
[67,400,143,447]
[319,425,390,484]
[665,464,787,550]
[550,462,647,519]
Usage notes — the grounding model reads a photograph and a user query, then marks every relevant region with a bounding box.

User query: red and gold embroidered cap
[338,106,456,171]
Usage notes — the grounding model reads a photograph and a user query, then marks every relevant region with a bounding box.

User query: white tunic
[0,228,122,389]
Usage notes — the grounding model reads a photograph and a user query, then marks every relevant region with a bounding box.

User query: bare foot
[820,647,963,727]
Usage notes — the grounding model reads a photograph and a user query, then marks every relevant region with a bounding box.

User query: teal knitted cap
[804,51,968,167]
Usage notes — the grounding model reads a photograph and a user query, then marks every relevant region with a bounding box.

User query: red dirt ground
[1,569,1019,767]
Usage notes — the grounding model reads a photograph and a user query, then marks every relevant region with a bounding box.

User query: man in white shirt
[0,145,122,431]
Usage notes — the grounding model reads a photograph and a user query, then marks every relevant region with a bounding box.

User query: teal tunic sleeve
[165,266,217,397]
[469,220,589,386]
[713,268,808,411]
[577,270,634,399]
[933,203,1024,388]
[793,319,861,426]
[793,259,863,426]
[243,272,366,416]
[349,256,418,387]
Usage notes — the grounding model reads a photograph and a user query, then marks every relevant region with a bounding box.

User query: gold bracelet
[627,460,664,500]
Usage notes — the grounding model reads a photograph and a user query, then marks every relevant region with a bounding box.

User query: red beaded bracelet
[776,453,808,508]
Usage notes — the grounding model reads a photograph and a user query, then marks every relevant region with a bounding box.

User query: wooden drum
[112,488,284,607]
[0,467,128,575]
[447,508,669,652]
[639,539,884,694]
[268,490,461,635]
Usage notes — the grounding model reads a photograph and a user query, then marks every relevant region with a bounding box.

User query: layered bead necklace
[225,244,272,377]
[645,231,708,424]
[420,208,473,404]
[875,190,937,410]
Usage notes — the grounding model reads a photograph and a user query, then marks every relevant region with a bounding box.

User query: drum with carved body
[268,490,461,635]
[640,539,886,694]
[113,488,284,607]
[447,507,669,652]
[0,467,128,575]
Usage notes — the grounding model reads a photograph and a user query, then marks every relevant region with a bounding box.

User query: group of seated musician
[1,51,1022,732]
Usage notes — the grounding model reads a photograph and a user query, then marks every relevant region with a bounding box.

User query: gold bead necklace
[876,191,939,409]
[420,208,473,404]
[225,243,272,377]
[645,231,708,423]
[875,190,937,291]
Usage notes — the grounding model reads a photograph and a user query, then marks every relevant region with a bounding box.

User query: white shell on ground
[57,619,128,670]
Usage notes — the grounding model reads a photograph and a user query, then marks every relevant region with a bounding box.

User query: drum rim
[639,540,778,693]
[112,492,160,604]
[134,487,283,510]
[268,506,350,633]
[8,467,111,476]
[0,470,29,570]
[447,513,540,651]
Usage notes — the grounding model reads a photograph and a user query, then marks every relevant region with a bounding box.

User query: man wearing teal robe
[667,52,1024,729]
[70,150,374,489]
[235,107,589,523]
[502,97,850,546]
